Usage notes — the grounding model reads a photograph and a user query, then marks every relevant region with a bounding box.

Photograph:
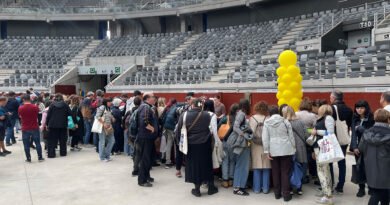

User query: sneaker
[38,158,45,162]
[147,177,155,183]
[176,171,182,178]
[132,171,138,176]
[228,179,233,187]
[315,191,325,197]
[284,195,292,202]
[139,182,153,187]
[233,188,249,196]
[297,188,303,195]
[165,163,174,169]
[275,193,282,199]
[75,146,82,151]
[70,147,76,151]
[25,159,32,163]
[316,196,334,205]
[105,158,113,162]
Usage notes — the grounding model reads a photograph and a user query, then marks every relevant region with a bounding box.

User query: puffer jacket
[359,123,390,189]
[262,114,296,157]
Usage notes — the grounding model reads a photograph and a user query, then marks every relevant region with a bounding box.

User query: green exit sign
[114,67,121,74]
[90,67,96,74]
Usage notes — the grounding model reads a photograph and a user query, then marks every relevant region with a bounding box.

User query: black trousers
[175,143,183,171]
[133,141,141,173]
[48,128,67,158]
[271,155,293,197]
[71,134,80,148]
[137,138,154,184]
[368,188,389,205]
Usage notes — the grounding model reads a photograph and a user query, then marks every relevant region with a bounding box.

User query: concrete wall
[121,19,143,36]
[164,16,181,33]
[7,20,99,37]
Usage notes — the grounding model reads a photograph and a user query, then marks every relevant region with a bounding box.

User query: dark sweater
[176,108,211,145]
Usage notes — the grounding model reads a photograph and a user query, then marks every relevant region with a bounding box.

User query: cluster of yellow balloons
[276,50,303,111]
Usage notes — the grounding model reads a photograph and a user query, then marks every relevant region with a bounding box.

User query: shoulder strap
[333,105,340,121]
[188,110,203,131]
[252,116,259,124]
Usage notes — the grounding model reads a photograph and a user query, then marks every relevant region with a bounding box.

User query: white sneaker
[105,158,113,162]
[316,197,334,205]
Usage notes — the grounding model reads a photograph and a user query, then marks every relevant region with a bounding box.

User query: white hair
[112,98,122,107]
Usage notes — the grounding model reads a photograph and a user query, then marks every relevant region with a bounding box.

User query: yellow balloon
[283,90,294,100]
[287,65,300,76]
[296,90,303,98]
[290,81,302,93]
[276,91,282,100]
[278,98,288,106]
[277,77,281,84]
[278,82,287,91]
[295,74,303,83]
[289,98,301,109]
[281,74,293,85]
[278,50,297,67]
[276,66,287,77]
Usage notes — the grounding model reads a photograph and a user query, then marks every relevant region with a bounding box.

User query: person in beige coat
[249,101,271,194]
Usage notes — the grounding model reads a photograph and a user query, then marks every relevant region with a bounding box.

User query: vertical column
[1,21,7,39]
[180,16,186,32]
[115,21,122,37]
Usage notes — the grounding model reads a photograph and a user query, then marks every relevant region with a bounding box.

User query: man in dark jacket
[46,94,72,158]
[5,91,19,146]
[329,90,353,194]
[359,109,390,205]
[137,93,158,187]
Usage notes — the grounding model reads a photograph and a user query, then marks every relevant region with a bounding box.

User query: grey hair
[382,91,390,103]
[331,90,343,101]
[95,89,104,97]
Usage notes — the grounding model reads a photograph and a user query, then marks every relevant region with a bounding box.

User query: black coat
[359,124,390,189]
[69,106,84,137]
[350,113,374,151]
[331,101,353,128]
[46,101,72,129]
[175,108,211,145]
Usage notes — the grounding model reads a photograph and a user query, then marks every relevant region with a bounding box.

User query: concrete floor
[1,133,370,205]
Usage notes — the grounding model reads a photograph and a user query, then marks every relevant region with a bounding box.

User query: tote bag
[179,112,188,155]
[91,109,105,134]
[333,105,351,145]
[317,133,345,164]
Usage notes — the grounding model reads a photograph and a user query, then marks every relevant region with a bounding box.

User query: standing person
[262,105,296,201]
[330,90,353,194]
[69,96,84,151]
[380,91,390,112]
[130,97,142,176]
[296,99,318,184]
[214,96,226,121]
[157,97,166,118]
[228,99,252,196]
[359,109,390,205]
[125,90,142,114]
[18,94,44,162]
[81,91,94,146]
[137,93,159,187]
[111,98,124,155]
[310,105,335,205]
[5,91,19,146]
[249,101,271,194]
[161,98,178,168]
[176,98,219,197]
[35,96,45,126]
[40,101,52,150]
[220,103,239,188]
[46,94,72,158]
[350,100,375,197]
[0,96,11,156]
[96,98,116,162]
[282,105,308,195]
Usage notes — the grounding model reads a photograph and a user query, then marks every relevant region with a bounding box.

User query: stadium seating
[0,36,92,87]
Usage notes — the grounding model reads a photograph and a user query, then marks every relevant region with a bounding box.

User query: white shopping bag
[179,112,188,155]
[317,134,345,164]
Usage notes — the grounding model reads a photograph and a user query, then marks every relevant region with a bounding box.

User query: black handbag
[351,155,366,184]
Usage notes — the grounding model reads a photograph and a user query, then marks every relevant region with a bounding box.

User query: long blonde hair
[158,97,166,107]
[282,106,297,121]
[318,104,333,118]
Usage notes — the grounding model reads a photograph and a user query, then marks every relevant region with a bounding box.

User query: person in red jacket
[18,94,44,163]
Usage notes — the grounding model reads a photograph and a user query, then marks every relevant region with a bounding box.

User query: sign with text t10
[360,21,373,29]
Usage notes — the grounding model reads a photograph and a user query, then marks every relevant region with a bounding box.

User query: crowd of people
[1,88,389,205]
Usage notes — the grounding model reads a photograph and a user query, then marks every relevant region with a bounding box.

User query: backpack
[81,106,92,119]
[163,105,178,130]
[218,116,230,140]
[251,116,266,145]
[129,109,139,137]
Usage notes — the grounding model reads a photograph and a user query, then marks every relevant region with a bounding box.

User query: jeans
[83,119,92,144]
[123,130,133,156]
[5,118,16,144]
[98,132,115,160]
[233,148,250,188]
[330,145,347,190]
[253,169,271,193]
[164,129,175,164]
[22,129,43,160]
[271,155,293,197]
[221,142,235,180]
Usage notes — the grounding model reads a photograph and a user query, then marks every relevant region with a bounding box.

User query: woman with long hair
[69,96,84,151]
[96,98,116,162]
[350,100,375,197]
[249,101,271,194]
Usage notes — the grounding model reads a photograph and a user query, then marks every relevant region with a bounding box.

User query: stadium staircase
[262,18,314,60]
[208,61,241,83]
[62,39,102,70]
[154,34,202,68]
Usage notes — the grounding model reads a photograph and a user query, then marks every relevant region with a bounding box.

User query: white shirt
[384,105,390,112]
